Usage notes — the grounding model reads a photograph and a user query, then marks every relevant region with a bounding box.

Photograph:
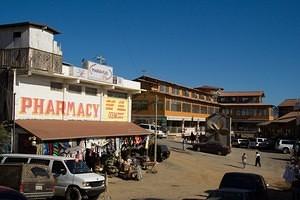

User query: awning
[16,120,150,141]
[273,118,295,123]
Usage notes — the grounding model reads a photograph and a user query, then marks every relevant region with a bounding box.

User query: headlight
[82,182,90,187]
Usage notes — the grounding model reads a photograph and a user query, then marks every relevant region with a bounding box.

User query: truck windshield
[65,160,92,174]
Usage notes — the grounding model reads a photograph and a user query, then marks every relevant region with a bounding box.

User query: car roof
[224,172,262,177]
[216,188,252,193]
[0,153,75,161]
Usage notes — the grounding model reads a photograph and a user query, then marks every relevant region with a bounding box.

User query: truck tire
[66,186,82,200]
[283,148,290,154]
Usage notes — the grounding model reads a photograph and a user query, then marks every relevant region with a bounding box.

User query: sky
[0,0,299,105]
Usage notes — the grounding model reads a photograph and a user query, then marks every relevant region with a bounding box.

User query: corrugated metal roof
[16,120,150,141]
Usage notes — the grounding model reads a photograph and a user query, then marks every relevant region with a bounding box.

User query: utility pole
[154,94,158,164]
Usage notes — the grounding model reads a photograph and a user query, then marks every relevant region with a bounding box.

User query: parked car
[258,139,275,151]
[248,138,267,149]
[219,172,268,200]
[275,139,296,154]
[207,188,255,200]
[0,154,105,200]
[139,123,168,138]
[232,138,249,148]
[0,163,54,199]
[148,144,170,162]
[193,142,231,156]
[0,185,27,200]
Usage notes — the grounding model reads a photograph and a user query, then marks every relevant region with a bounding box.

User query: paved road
[100,138,292,200]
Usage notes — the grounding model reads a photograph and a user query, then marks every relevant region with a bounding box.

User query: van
[248,138,267,148]
[275,139,296,154]
[139,123,167,138]
[0,154,105,200]
[0,163,54,199]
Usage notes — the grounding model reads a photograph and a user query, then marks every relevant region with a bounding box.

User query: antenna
[96,55,106,65]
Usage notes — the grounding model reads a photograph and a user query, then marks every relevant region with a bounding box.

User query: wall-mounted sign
[17,97,100,120]
[103,97,128,121]
[84,61,113,83]
[70,67,88,79]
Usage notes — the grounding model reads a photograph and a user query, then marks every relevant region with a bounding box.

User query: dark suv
[149,144,170,162]
[219,172,268,200]
[193,142,231,156]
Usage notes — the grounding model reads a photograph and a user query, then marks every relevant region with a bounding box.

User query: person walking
[255,152,261,167]
[242,153,247,168]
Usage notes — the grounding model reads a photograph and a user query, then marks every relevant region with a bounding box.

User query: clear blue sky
[1,0,299,105]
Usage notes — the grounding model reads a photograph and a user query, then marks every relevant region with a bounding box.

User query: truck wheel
[66,186,82,200]
[283,148,289,154]
[217,151,222,156]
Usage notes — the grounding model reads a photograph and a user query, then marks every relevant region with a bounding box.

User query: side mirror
[60,168,67,175]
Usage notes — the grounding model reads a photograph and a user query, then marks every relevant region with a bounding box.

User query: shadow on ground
[131,198,166,200]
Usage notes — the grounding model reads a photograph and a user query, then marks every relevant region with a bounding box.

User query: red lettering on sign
[67,102,75,116]
[77,103,84,116]
[93,104,99,117]
[20,97,32,114]
[56,100,65,115]
[32,98,44,114]
[86,104,92,117]
[45,100,55,115]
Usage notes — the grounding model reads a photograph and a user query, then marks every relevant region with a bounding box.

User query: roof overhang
[16,120,150,141]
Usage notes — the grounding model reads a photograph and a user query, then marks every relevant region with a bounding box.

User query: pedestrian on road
[242,153,247,168]
[255,152,261,167]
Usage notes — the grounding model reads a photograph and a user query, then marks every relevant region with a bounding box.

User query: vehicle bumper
[24,192,54,199]
[82,186,105,198]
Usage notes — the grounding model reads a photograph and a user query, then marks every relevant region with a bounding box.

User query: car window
[139,125,148,129]
[151,126,155,130]
[29,159,50,166]
[220,174,259,190]
[4,157,28,164]
[65,160,91,174]
[52,161,66,174]
[29,166,50,178]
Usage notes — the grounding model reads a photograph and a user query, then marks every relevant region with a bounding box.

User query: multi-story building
[258,98,300,138]
[0,22,148,154]
[218,91,274,138]
[132,76,220,135]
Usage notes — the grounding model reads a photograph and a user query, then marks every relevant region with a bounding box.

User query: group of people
[242,152,261,168]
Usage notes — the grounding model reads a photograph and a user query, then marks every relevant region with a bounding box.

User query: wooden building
[218,91,274,138]
[132,76,220,135]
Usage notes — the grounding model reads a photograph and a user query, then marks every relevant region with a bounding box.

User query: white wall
[15,75,101,121]
[29,27,62,55]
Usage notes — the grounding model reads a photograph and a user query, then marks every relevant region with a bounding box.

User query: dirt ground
[99,139,293,200]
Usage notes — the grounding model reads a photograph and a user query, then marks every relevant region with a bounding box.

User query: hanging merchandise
[53,142,59,156]
[145,136,149,150]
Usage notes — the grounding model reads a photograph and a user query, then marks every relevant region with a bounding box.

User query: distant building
[258,99,300,138]
[218,91,274,138]
[132,76,220,135]
[278,99,300,117]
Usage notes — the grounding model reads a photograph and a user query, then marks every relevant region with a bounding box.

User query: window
[208,106,214,114]
[50,82,63,91]
[85,87,97,96]
[159,85,169,93]
[183,90,189,97]
[107,91,127,99]
[68,84,82,93]
[171,100,181,112]
[13,32,21,39]
[199,95,206,100]
[52,161,66,174]
[192,93,198,99]
[192,104,200,113]
[200,105,207,114]
[182,103,191,112]
[30,159,50,166]
[172,88,180,96]
[166,100,170,111]
[4,157,28,164]
[132,100,148,111]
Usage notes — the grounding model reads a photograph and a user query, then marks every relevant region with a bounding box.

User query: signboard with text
[16,96,101,121]
[103,97,128,121]
[84,61,113,83]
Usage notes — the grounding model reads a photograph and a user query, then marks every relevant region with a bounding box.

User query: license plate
[35,185,43,190]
